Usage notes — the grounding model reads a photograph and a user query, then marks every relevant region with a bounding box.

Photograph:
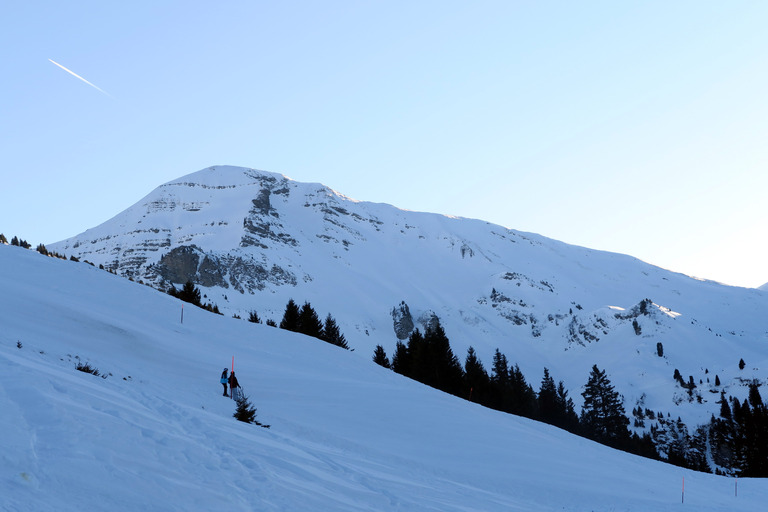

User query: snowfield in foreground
[1,244,766,511]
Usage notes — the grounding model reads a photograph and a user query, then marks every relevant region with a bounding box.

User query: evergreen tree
[205,302,222,315]
[489,349,511,411]
[490,349,509,386]
[464,346,490,403]
[537,368,560,425]
[580,365,630,448]
[404,328,426,382]
[508,364,536,418]
[169,280,202,307]
[556,381,580,433]
[11,236,19,246]
[297,301,323,338]
[321,314,349,349]
[372,345,390,368]
[36,243,49,256]
[719,391,732,422]
[739,358,746,370]
[248,310,262,324]
[279,299,300,332]
[0,233,7,244]
[422,320,464,396]
[390,340,410,376]
[748,382,763,409]
[233,395,258,424]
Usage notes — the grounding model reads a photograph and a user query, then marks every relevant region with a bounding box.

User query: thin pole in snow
[735,477,738,498]
[181,304,184,324]
[682,476,684,504]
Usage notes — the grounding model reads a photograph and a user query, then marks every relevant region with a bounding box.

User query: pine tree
[509,364,536,418]
[556,381,580,433]
[372,345,390,368]
[169,280,202,307]
[248,310,262,324]
[233,394,262,425]
[580,365,630,448]
[464,346,490,403]
[422,320,464,396]
[279,299,300,332]
[748,382,764,409]
[0,233,7,244]
[390,340,410,376]
[489,348,511,411]
[537,368,559,425]
[321,314,349,349]
[297,302,323,338]
[36,243,49,256]
[491,349,509,386]
[404,329,426,382]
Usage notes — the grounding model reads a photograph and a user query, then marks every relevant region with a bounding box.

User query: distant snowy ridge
[49,165,768,447]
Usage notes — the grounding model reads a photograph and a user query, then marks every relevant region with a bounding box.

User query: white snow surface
[48,166,768,434]
[2,244,767,511]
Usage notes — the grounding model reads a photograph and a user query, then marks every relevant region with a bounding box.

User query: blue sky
[2,1,766,288]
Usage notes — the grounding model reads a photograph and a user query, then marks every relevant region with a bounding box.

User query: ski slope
[1,244,766,511]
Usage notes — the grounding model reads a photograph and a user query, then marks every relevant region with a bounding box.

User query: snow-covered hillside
[2,244,767,511]
[49,165,768,442]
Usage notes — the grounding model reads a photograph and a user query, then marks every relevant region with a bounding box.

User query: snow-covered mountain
[3,243,767,511]
[50,165,768,439]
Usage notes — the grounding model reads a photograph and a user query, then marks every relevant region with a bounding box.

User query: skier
[220,368,229,397]
[229,371,240,401]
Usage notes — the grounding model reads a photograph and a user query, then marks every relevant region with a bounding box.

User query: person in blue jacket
[220,368,229,396]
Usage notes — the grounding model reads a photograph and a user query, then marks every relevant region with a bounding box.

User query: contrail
[48,59,111,97]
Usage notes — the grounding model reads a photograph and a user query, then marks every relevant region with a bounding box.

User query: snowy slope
[48,165,768,436]
[2,244,767,511]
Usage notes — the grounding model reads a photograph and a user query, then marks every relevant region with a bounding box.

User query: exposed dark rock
[391,301,415,340]
[198,255,228,288]
[157,245,202,284]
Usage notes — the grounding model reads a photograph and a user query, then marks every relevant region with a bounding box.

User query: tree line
[372,318,657,458]
[168,282,350,351]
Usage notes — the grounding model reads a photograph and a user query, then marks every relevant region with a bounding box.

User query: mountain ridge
[49,165,768,447]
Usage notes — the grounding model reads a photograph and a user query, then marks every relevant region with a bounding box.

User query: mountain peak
[168,165,289,188]
[49,165,768,444]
